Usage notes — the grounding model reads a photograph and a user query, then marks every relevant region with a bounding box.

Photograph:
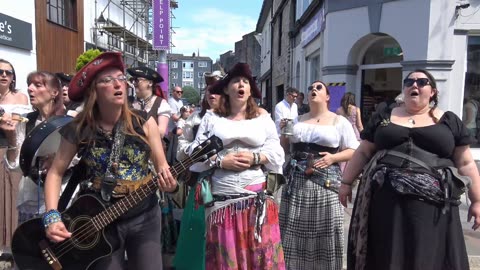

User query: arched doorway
[355,35,404,122]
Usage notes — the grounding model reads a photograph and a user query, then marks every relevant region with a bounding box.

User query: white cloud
[171,8,257,61]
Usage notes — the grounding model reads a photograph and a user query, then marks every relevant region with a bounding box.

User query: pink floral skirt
[205,197,286,270]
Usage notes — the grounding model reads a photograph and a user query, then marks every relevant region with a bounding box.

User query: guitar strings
[52,144,215,259]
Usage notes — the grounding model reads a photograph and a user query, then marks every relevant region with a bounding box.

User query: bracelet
[43,209,62,228]
[341,180,353,186]
[215,154,224,169]
[253,152,260,165]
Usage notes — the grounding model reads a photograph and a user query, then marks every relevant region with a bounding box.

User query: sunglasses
[403,78,430,88]
[0,69,13,76]
[307,84,323,91]
[175,91,183,94]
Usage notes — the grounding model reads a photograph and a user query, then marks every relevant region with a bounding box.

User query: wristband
[43,209,62,228]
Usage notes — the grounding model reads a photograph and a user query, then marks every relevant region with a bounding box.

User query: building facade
[256,0,273,110]
[86,0,158,69]
[167,53,212,94]
[286,0,480,157]
[234,31,261,80]
[271,0,295,107]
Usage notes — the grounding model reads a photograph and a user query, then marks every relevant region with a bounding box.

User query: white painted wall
[0,1,37,94]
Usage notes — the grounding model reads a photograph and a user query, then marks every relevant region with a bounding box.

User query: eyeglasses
[308,85,323,91]
[129,77,147,84]
[96,75,128,85]
[0,69,13,76]
[289,93,298,99]
[403,78,430,88]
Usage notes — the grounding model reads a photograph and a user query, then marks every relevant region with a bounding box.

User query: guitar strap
[101,121,126,202]
[57,161,86,211]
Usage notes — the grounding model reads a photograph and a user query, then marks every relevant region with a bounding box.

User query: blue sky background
[170,0,263,61]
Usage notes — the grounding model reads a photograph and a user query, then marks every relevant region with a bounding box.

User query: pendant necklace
[408,117,415,125]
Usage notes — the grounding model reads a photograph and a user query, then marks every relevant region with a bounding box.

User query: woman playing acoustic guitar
[43,52,177,270]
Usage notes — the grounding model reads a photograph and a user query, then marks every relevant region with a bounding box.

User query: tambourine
[20,115,73,184]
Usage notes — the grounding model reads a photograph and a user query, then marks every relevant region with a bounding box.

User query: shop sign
[152,0,170,50]
[301,7,325,48]
[0,13,32,51]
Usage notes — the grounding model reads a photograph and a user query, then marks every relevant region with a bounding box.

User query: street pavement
[343,188,480,269]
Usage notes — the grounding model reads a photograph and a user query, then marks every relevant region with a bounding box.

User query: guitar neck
[90,156,194,230]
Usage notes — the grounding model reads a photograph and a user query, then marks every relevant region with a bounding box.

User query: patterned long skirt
[279,169,344,270]
[205,197,286,270]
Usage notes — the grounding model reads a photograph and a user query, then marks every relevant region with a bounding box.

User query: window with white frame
[198,72,203,78]
[171,62,178,68]
[183,71,193,79]
[183,61,194,69]
[171,72,178,79]
[183,81,193,87]
[198,61,207,67]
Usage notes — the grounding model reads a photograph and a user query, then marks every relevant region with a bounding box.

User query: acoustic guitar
[11,135,223,270]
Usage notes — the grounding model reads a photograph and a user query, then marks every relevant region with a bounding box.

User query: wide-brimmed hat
[126,66,164,84]
[204,70,224,86]
[55,72,73,83]
[211,63,261,98]
[68,52,124,102]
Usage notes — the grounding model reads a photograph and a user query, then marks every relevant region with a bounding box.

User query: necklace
[0,90,10,102]
[408,117,415,125]
[137,95,154,110]
[98,125,113,140]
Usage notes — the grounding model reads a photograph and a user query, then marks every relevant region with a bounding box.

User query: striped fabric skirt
[279,166,344,270]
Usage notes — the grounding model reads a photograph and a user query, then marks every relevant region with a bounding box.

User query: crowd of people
[0,50,479,270]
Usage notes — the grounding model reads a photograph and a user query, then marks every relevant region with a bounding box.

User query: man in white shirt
[167,86,184,163]
[274,87,299,136]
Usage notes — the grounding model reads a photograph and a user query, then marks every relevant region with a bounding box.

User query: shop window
[463,36,480,147]
[47,0,77,29]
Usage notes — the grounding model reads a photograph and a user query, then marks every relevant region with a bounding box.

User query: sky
[169,0,264,61]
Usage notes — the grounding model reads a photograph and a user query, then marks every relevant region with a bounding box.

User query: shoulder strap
[147,96,162,123]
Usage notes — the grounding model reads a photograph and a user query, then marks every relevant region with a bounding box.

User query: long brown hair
[404,69,439,122]
[26,71,65,117]
[73,80,148,145]
[340,92,356,116]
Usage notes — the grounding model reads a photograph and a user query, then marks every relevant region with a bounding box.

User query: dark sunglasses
[308,84,323,91]
[0,69,13,76]
[175,90,183,94]
[403,78,430,88]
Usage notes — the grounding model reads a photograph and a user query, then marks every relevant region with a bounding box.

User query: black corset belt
[292,143,338,160]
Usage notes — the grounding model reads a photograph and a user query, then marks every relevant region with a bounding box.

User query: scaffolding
[94,0,178,67]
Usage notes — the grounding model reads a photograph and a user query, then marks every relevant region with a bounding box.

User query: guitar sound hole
[68,216,101,250]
